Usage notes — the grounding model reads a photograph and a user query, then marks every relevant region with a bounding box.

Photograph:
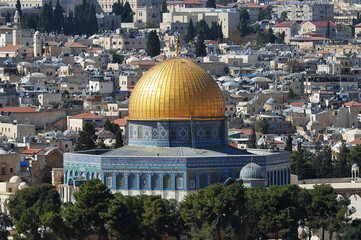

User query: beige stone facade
[0,122,35,140]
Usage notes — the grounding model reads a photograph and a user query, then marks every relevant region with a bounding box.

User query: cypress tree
[74,123,97,151]
[114,130,124,148]
[112,0,123,15]
[184,19,195,43]
[5,11,10,23]
[247,126,257,149]
[122,2,133,23]
[16,0,22,17]
[53,0,64,33]
[194,30,207,57]
[146,30,160,57]
[206,0,216,8]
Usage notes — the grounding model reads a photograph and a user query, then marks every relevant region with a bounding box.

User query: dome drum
[127,119,228,147]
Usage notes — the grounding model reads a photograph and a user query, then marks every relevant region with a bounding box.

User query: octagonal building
[61,57,291,202]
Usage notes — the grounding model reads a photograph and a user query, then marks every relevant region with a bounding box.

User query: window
[164,174,171,189]
[128,174,136,189]
[10,168,13,173]
[140,174,147,189]
[106,173,112,188]
[210,174,217,184]
[8,188,12,192]
[151,175,159,189]
[1,167,5,175]
[200,175,207,188]
[118,174,124,188]
[175,174,183,189]
[189,174,196,189]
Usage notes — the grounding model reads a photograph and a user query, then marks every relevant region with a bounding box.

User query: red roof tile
[112,118,127,126]
[266,140,283,144]
[64,41,87,48]
[69,113,105,119]
[345,101,361,107]
[350,137,361,145]
[0,107,38,113]
[0,45,24,51]
[273,21,296,28]
[303,21,336,27]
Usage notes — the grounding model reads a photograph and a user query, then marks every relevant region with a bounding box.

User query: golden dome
[127,57,225,121]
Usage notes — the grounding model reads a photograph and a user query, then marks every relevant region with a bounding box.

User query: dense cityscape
[0,0,359,238]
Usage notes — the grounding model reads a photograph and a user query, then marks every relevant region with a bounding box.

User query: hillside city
[0,0,361,239]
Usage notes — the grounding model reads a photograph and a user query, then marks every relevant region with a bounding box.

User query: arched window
[210,174,217,184]
[140,174,147,189]
[86,172,90,180]
[106,173,112,188]
[118,174,124,188]
[200,175,207,188]
[75,171,78,177]
[80,172,84,177]
[91,172,95,179]
[163,174,171,189]
[175,174,183,189]
[151,175,159,189]
[128,174,136,189]
[69,171,73,177]
[189,174,196,189]
[97,173,100,180]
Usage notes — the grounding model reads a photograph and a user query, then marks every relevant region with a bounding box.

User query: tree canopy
[146,30,161,57]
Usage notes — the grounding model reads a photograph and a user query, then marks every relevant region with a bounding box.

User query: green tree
[280,11,288,21]
[237,9,251,37]
[349,145,361,167]
[104,119,119,134]
[180,183,247,239]
[258,6,271,21]
[206,0,216,8]
[326,21,330,38]
[122,2,133,23]
[161,0,168,17]
[64,11,74,35]
[114,130,124,148]
[309,184,351,240]
[209,21,223,41]
[5,11,10,23]
[16,0,22,17]
[110,49,123,64]
[63,179,114,240]
[334,140,350,177]
[194,30,207,57]
[195,19,210,38]
[142,196,184,239]
[320,145,334,178]
[291,141,307,179]
[112,0,123,15]
[146,30,161,57]
[8,184,64,240]
[288,88,296,98]
[285,135,293,152]
[257,117,269,134]
[0,210,12,239]
[247,125,257,148]
[103,193,143,239]
[53,0,64,33]
[343,220,361,240]
[74,122,97,151]
[184,19,195,43]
